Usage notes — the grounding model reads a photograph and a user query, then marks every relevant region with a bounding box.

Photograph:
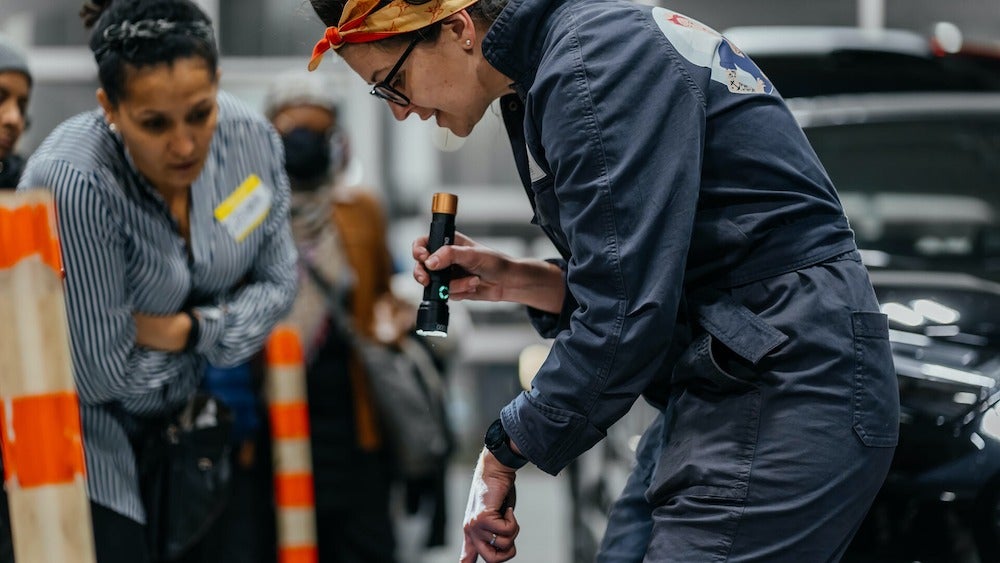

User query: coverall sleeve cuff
[500,392,604,476]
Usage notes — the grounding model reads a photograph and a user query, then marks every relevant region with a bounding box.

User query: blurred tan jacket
[331,189,396,451]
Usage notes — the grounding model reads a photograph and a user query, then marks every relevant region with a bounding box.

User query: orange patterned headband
[308,0,481,71]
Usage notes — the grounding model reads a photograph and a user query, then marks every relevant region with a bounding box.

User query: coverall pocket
[675,291,789,395]
[671,332,758,395]
[652,332,762,502]
[851,311,900,448]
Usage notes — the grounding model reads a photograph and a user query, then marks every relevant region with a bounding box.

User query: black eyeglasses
[370,37,422,107]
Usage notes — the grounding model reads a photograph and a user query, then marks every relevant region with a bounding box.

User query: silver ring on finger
[490,533,497,547]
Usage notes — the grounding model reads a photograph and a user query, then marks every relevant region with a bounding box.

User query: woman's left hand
[461,447,520,563]
[133,312,191,352]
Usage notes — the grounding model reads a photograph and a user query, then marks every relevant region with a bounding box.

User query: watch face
[201,306,223,321]
[485,419,505,450]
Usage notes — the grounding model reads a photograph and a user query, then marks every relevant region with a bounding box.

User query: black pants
[312,444,396,563]
[92,502,152,563]
[0,491,12,563]
[315,502,396,563]
[174,445,277,563]
[0,494,148,563]
[0,471,269,563]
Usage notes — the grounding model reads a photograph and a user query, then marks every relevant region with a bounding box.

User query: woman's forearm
[134,311,192,352]
[505,258,566,314]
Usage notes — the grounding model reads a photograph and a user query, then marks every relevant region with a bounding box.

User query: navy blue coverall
[482,0,900,560]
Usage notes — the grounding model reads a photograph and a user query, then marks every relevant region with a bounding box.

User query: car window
[757,52,1000,98]
[805,117,1000,265]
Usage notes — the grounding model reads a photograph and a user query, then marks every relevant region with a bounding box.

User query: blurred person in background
[0,35,31,187]
[0,33,31,563]
[15,1,297,561]
[266,70,397,563]
[265,70,453,563]
[305,0,899,562]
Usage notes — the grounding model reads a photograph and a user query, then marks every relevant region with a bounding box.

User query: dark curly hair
[80,0,218,105]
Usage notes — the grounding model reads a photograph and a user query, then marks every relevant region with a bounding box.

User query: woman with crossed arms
[18,1,296,560]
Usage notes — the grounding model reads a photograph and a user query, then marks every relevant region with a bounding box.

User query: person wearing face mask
[264,71,406,563]
[0,35,31,188]
[277,115,347,189]
[16,1,297,561]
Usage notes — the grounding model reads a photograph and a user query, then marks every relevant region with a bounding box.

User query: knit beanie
[0,35,31,86]
[263,70,338,120]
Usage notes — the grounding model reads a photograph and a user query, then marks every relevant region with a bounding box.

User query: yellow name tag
[214,174,272,242]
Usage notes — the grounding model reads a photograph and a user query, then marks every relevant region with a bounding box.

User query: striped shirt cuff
[193,305,225,354]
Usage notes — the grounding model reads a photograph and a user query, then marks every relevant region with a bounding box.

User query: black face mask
[281,127,331,184]
[0,155,24,188]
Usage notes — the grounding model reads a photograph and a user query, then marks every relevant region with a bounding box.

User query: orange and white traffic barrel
[265,325,318,563]
[0,190,96,562]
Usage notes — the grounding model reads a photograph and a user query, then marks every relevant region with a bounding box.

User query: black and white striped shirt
[17,92,297,522]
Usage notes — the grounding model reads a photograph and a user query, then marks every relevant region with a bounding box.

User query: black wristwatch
[485,418,528,469]
[183,309,200,352]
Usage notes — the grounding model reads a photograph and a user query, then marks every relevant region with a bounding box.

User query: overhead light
[922,364,996,388]
[889,329,931,347]
[912,299,960,324]
[882,302,924,327]
[953,392,978,405]
[932,21,964,55]
[859,249,891,267]
[925,325,960,337]
[971,432,986,451]
[980,404,1000,442]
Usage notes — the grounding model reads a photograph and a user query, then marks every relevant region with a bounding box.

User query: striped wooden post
[265,326,318,563]
[0,190,96,562]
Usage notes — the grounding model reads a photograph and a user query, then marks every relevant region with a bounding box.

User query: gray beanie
[263,70,339,120]
[0,35,31,86]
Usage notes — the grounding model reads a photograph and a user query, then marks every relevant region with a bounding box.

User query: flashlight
[416,192,458,338]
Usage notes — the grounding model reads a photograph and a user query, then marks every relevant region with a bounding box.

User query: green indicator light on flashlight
[438,286,449,300]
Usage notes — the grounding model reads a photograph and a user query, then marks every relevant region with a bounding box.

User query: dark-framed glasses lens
[371,85,409,106]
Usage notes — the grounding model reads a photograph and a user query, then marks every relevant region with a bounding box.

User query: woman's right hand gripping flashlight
[412,230,567,315]
[412,231,513,305]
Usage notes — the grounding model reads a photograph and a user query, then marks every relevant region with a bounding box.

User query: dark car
[568,26,1000,563]
[721,25,1000,98]
[794,92,1000,563]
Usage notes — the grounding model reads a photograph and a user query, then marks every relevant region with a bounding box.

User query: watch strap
[183,309,200,352]
[190,305,225,354]
[486,419,528,469]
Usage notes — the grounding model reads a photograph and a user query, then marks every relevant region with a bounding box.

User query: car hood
[868,268,1000,422]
